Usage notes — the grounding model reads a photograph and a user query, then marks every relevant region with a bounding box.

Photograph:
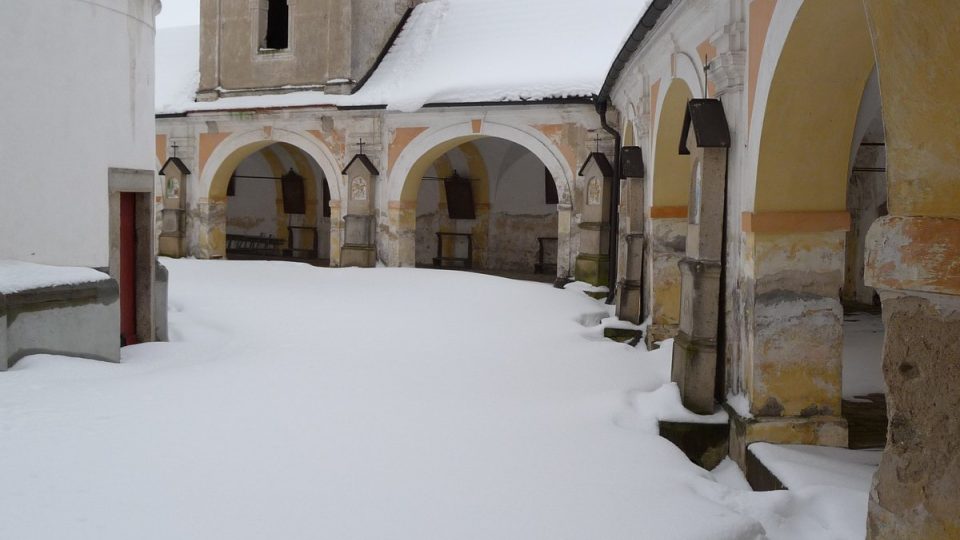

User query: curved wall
[0,0,159,267]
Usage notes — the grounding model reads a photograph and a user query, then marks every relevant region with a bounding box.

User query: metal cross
[594,132,602,153]
[171,141,179,158]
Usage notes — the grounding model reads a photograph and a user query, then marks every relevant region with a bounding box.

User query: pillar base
[340,244,376,268]
[672,330,717,414]
[159,234,186,258]
[617,280,642,324]
[727,406,848,472]
[574,253,609,287]
[645,323,678,348]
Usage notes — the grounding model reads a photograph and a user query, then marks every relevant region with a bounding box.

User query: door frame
[108,168,155,344]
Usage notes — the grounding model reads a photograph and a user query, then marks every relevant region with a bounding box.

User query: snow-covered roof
[156,0,651,115]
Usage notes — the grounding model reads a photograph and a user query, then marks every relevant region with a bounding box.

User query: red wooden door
[119,192,138,345]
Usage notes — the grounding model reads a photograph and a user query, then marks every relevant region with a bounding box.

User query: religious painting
[351,177,368,201]
[165,176,180,199]
[587,177,602,206]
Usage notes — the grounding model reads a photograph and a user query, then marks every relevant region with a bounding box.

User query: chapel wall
[0,0,158,268]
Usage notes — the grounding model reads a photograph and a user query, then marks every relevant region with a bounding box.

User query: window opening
[264,0,289,50]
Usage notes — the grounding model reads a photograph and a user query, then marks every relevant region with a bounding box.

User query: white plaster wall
[0,0,159,267]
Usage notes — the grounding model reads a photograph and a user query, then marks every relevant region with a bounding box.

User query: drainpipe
[597,100,622,305]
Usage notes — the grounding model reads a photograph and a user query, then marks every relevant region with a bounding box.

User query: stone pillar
[194,197,227,259]
[387,201,417,267]
[730,216,851,468]
[556,204,573,280]
[618,234,644,324]
[646,210,686,345]
[672,135,728,414]
[616,168,645,323]
[329,201,343,267]
[864,217,960,538]
[859,3,960,535]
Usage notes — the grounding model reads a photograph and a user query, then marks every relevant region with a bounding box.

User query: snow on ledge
[0,260,110,295]
[749,443,882,493]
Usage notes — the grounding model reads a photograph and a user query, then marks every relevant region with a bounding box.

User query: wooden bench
[226,234,284,258]
[433,232,473,269]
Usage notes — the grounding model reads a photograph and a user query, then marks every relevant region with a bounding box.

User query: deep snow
[0,259,874,539]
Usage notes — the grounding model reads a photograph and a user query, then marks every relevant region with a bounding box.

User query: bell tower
[197,0,416,101]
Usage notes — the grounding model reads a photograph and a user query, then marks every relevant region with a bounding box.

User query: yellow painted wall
[864,0,960,218]
[652,79,694,207]
[754,0,874,212]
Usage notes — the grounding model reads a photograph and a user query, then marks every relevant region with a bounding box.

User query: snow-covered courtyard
[0,260,876,539]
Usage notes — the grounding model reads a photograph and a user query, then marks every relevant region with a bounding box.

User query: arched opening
[646,78,694,344]
[740,0,884,451]
[404,136,562,281]
[840,70,888,449]
[212,142,332,265]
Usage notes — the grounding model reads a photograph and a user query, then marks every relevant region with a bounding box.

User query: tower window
[263,0,289,50]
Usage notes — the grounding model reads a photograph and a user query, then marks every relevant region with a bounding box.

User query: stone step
[658,420,729,470]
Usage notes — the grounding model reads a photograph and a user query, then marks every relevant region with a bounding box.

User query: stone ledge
[727,406,848,471]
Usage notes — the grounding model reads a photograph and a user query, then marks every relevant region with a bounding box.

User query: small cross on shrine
[171,141,179,158]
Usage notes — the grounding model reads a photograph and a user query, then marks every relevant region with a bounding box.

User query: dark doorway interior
[119,192,138,346]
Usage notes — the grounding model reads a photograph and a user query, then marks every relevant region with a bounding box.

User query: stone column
[618,233,644,324]
[329,200,343,267]
[193,197,227,259]
[672,140,728,414]
[556,204,574,280]
[729,215,851,467]
[646,210,686,345]
[864,217,960,538]
[859,3,960,535]
[387,201,417,267]
[617,174,645,323]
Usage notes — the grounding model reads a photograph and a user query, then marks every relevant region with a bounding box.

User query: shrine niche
[575,151,614,286]
[617,145,646,325]
[158,156,191,258]
[340,153,379,267]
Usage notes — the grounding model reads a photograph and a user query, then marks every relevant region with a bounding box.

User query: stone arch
[388,121,572,206]
[729,0,879,468]
[749,0,875,212]
[386,121,574,273]
[202,128,342,202]
[386,121,572,274]
[197,128,342,259]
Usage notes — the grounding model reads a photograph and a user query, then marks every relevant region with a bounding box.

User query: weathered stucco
[866,294,960,539]
[744,230,846,418]
[647,217,686,344]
